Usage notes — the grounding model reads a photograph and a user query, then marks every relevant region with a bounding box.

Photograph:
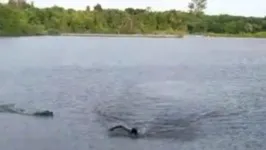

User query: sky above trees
[0,0,265,17]
[8,0,264,17]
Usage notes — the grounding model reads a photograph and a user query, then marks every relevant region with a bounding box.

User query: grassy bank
[2,30,266,39]
[60,32,185,38]
[205,32,266,38]
[0,29,186,38]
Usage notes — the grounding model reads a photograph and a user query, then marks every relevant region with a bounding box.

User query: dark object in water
[109,125,138,137]
[33,110,54,117]
[130,128,138,136]
[0,104,54,118]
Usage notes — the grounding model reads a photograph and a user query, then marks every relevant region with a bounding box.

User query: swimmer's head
[130,128,138,136]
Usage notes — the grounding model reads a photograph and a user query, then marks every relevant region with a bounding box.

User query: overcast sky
[1,0,265,17]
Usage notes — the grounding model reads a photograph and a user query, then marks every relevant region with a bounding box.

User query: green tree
[94,3,102,11]
[86,6,90,12]
[0,1,266,37]
[188,0,207,15]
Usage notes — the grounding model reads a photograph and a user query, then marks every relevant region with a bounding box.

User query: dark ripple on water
[88,65,266,150]
[1,37,266,150]
[2,65,266,149]
[94,82,266,144]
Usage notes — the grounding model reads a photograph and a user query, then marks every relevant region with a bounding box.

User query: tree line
[0,0,266,36]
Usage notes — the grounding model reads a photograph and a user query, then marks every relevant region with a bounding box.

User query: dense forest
[0,0,266,37]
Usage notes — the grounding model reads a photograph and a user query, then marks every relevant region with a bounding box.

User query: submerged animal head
[33,110,54,117]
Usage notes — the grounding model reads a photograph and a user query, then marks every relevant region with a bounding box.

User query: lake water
[0,36,266,150]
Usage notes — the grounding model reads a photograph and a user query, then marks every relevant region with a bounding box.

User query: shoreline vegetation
[59,32,266,39]
[2,32,266,39]
[1,0,266,39]
[204,32,266,38]
[60,33,185,38]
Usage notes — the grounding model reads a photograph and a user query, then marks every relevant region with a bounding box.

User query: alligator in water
[0,104,53,117]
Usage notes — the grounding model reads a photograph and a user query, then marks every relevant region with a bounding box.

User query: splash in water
[108,125,139,138]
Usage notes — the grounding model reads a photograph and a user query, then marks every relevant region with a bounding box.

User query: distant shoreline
[204,32,266,38]
[59,33,185,38]
[1,32,266,39]
[50,32,266,39]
